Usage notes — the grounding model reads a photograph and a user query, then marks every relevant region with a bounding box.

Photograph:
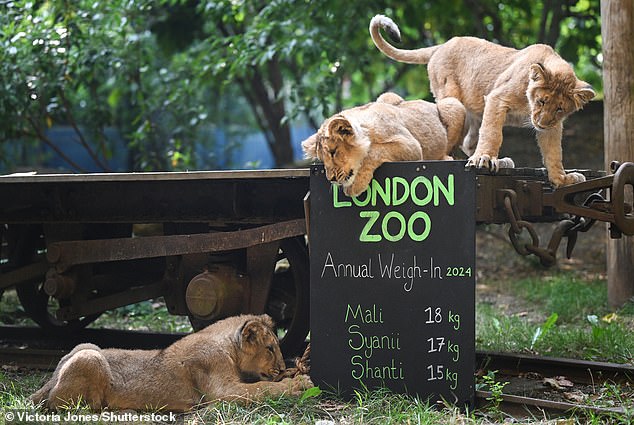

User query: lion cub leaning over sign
[30,314,312,411]
[370,15,595,187]
[302,92,488,198]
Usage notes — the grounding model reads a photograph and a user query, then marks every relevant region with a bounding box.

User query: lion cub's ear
[240,315,275,345]
[258,314,275,330]
[573,80,595,109]
[301,133,319,159]
[529,63,548,83]
[240,319,267,345]
[328,117,354,139]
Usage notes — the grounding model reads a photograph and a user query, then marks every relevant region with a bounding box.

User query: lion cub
[302,92,475,197]
[370,15,595,187]
[30,314,312,411]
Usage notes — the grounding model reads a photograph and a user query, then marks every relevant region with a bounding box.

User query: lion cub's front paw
[282,375,313,395]
[343,175,371,198]
[466,153,503,173]
[550,171,586,187]
[293,374,313,391]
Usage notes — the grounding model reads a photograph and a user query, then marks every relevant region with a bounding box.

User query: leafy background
[0,0,602,172]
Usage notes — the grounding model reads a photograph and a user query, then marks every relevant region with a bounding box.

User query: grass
[0,374,472,425]
[88,299,192,333]
[476,274,634,363]
[186,388,470,425]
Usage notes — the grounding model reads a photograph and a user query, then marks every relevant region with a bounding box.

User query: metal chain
[500,189,603,267]
[501,190,555,266]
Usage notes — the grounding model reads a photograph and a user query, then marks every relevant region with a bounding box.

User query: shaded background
[0,0,602,173]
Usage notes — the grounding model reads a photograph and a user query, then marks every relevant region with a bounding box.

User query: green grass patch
[0,289,36,327]
[89,299,192,333]
[514,274,610,323]
[477,273,634,363]
[0,369,47,409]
[185,388,470,425]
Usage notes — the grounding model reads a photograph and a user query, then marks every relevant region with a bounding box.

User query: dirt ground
[475,221,607,316]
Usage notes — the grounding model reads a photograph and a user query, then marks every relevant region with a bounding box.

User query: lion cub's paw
[466,153,502,173]
[293,374,314,392]
[282,374,314,395]
[343,175,371,198]
[550,171,586,187]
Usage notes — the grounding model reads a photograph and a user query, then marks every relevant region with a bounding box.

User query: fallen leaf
[543,377,560,389]
[543,376,574,390]
[563,391,586,403]
[554,376,574,388]
[1,364,19,372]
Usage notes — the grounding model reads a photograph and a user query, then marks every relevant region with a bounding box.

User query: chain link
[501,190,583,267]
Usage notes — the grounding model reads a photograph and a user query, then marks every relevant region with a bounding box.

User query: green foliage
[1,0,603,170]
[530,312,558,350]
[90,299,192,333]
[477,273,634,363]
[476,370,508,417]
[298,386,322,403]
[0,0,219,171]
[515,275,609,323]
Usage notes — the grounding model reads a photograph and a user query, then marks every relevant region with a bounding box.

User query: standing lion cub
[370,15,595,187]
[30,314,312,411]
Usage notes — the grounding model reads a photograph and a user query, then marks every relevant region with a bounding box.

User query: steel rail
[476,350,634,384]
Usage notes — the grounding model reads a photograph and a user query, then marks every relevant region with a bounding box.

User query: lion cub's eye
[266,345,275,353]
[537,99,546,106]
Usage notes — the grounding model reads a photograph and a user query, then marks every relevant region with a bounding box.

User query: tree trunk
[601,0,634,307]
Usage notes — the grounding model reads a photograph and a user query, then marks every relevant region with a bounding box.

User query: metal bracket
[545,161,634,237]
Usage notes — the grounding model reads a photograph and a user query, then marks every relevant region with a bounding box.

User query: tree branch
[58,90,111,171]
[25,116,86,172]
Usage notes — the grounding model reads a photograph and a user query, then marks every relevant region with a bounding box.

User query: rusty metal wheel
[266,236,310,356]
[8,224,100,333]
[16,280,100,332]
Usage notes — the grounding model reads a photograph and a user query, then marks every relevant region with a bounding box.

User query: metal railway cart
[1,163,633,355]
[0,169,311,355]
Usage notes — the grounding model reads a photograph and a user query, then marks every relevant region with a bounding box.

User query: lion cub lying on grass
[31,314,312,411]
[302,92,477,197]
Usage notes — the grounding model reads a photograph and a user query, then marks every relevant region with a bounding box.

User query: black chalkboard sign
[309,161,475,407]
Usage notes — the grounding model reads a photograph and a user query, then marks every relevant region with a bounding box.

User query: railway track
[2,326,632,418]
[475,351,634,418]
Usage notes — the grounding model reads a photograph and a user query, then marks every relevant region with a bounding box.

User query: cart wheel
[16,282,100,332]
[7,224,99,333]
[266,236,310,356]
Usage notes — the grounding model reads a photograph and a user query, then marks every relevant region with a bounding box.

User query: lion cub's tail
[369,15,439,65]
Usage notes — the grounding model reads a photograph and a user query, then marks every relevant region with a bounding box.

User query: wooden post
[601,0,634,307]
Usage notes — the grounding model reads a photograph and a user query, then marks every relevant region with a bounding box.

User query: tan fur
[370,15,596,187]
[302,92,466,197]
[30,314,312,411]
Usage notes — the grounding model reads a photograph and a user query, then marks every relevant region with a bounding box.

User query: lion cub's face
[526,63,595,131]
[238,315,286,382]
[302,116,368,190]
